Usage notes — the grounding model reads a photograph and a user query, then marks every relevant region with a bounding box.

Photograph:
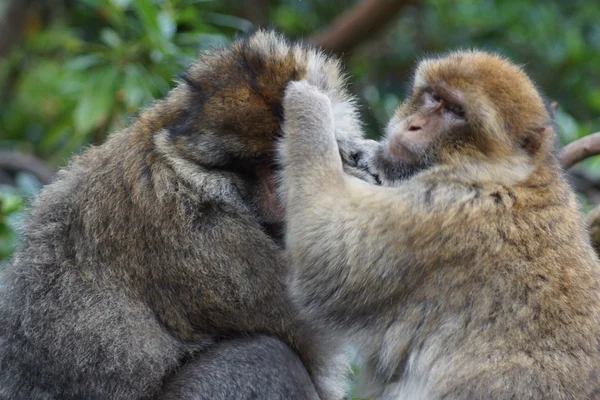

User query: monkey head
[153,30,377,225]
[371,51,555,185]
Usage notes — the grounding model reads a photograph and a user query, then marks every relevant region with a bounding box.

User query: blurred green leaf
[133,0,175,56]
[157,11,177,40]
[74,67,119,134]
[0,194,24,215]
[203,12,253,32]
[0,182,31,261]
[111,0,132,8]
[100,28,123,48]
[66,54,103,71]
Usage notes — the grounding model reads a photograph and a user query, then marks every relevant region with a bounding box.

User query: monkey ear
[521,126,550,155]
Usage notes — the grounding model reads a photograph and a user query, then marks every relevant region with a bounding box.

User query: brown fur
[279,52,600,399]
[0,30,377,399]
[587,205,600,253]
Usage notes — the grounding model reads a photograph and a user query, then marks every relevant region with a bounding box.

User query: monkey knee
[158,336,319,400]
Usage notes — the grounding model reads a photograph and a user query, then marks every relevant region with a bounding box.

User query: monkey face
[369,87,468,185]
[369,51,554,185]
[158,30,380,229]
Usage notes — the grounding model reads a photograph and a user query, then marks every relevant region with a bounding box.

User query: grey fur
[0,31,376,400]
[158,335,319,400]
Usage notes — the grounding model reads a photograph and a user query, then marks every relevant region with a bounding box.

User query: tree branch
[310,0,418,54]
[0,0,31,58]
[0,151,55,185]
[242,0,268,26]
[567,168,600,204]
[559,132,600,170]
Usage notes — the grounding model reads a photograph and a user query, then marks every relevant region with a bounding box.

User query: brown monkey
[587,205,600,253]
[279,52,600,399]
[0,30,377,400]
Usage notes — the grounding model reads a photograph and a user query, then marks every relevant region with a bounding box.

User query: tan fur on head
[412,51,553,161]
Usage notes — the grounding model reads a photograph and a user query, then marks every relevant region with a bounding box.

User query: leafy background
[2,0,600,262]
[0,0,599,397]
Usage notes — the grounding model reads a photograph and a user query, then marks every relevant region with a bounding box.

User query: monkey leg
[157,335,320,400]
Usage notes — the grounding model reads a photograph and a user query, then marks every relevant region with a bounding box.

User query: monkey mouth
[387,137,418,164]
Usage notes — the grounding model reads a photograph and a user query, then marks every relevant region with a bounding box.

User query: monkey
[0,30,378,400]
[278,52,600,399]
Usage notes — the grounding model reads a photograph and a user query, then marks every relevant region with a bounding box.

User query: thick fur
[158,335,319,400]
[587,205,600,253]
[0,30,375,400]
[279,53,600,399]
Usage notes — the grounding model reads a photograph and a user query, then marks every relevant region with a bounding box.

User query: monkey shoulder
[408,176,514,214]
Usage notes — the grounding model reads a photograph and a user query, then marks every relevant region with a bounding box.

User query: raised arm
[279,81,484,329]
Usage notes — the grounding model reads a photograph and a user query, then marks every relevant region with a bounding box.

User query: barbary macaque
[279,51,600,399]
[0,30,378,400]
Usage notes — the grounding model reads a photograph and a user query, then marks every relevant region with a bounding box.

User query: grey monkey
[0,30,377,400]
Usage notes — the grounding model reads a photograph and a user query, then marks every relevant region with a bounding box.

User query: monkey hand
[339,137,382,184]
[279,80,345,195]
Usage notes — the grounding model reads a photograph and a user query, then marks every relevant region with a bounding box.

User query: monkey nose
[406,115,427,131]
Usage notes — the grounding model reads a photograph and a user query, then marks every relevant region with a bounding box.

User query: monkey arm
[284,178,447,329]
[280,80,484,329]
[279,80,346,194]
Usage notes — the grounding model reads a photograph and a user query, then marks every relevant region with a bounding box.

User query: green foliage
[0,173,41,265]
[0,191,24,261]
[0,0,245,164]
[1,0,599,258]
[347,0,600,141]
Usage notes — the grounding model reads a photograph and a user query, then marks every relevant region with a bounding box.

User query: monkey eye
[431,92,442,103]
[447,104,466,119]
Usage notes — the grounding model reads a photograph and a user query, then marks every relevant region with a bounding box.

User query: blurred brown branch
[310,0,418,54]
[0,151,54,185]
[242,0,268,26]
[0,0,32,58]
[567,169,600,204]
[559,132,600,170]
